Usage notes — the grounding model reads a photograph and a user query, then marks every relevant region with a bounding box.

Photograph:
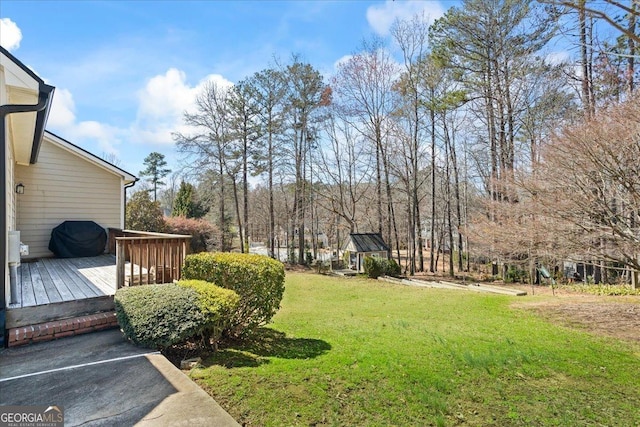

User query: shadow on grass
[204,328,331,369]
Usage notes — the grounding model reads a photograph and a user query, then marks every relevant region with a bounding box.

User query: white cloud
[0,17,125,157]
[47,86,122,155]
[0,18,22,51]
[333,54,353,70]
[545,51,571,66]
[366,1,445,36]
[133,68,232,145]
[48,88,76,129]
[72,121,121,156]
[46,66,235,158]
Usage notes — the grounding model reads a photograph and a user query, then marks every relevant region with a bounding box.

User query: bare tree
[251,68,287,259]
[316,109,374,244]
[533,99,640,286]
[391,14,431,274]
[331,38,401,258]
[282,57,328,264]
[476,100,640,287]
[174,81,233,251]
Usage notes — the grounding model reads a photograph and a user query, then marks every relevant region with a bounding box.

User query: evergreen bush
[177,279,240,348]
[114,284,205,349]
[364,256,384,278]
[364,256,401,279]
[384,258,402,277]
[182,252,286,337]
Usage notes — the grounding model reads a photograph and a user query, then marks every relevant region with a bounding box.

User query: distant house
[342,233,390,272]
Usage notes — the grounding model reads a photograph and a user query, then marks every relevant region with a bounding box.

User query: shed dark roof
[346,233,389,252]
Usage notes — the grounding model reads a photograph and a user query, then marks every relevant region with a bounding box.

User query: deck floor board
[53,258,104,298]
[35,261,63,304]
[67,257,116,294]
[18,265,36,307]
[10,254,118,309]
[40,258,76,301]
[48,258,93,299]
[29,263,49,306]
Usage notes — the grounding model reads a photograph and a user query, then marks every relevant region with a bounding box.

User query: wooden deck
[8,254,119,309]
[4,254,148,329]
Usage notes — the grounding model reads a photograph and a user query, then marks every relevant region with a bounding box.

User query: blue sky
[1,0,450,180]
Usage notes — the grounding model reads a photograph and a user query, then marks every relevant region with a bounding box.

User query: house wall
[3,119,16,306]
[2,67,14,303]
[1,68,16,231]
[6,137,16,232]
[15,137,123,258]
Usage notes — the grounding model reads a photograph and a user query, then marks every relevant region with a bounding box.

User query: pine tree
[139,152,171,201]
[172,181,207,218]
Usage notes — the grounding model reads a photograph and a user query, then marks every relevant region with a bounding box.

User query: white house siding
[4,103,16,302]
[1,68,16,231]
[6,133,16,232]
[15,138,122,259]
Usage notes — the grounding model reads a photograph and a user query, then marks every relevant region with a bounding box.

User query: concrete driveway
[0,329,239,426]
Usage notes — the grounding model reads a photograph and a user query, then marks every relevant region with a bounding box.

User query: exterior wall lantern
[15,183,25,194]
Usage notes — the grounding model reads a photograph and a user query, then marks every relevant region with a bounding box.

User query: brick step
[7,312,119,347]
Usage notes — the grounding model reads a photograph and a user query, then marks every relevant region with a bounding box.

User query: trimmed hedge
[114,284,205,349]
[364,256,401,279]
[177,279,240,347]
[182,252,286,337]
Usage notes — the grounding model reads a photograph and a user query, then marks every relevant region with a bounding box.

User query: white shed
[342,233,390,272]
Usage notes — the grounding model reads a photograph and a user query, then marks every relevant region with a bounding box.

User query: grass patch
[563,283,640,296]
[190,273,640,426]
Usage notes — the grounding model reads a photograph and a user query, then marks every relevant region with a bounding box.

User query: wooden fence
[108,229,191,289]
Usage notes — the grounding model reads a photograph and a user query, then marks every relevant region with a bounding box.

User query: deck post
[116,239,125,289]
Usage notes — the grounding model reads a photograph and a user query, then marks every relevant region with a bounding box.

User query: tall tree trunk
[231,176,244,253]
[218,161,226,251]
[243,132,249,253]
[298,128,307,265]
[407,184,415,275]
[413,116,424,273]
[445,139,454,277]
[381,143,401,263]
[449,128,464,273]
[429,100,437,273]
[376,141,383,236]
[629,1,637,94]
[579,0,595,117]
[444,117,461,275]
[415,198,424,273]
[268,131,275,258]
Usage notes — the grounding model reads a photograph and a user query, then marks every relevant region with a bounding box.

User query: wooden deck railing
[109,229,191,289]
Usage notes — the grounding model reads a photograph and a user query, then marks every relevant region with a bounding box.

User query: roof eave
[29,83,55,164]
[43,130,138,183]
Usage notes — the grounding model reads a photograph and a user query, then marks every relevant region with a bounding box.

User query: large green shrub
[114,284,205,349]
[364,256,384,279]
[364,256,401,279]
[125,190,166,232]
[177,280,240,348]
[384,258,402,277]
[182,252,286,337]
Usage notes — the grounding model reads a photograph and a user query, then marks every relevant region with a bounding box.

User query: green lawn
[190,272,639,427]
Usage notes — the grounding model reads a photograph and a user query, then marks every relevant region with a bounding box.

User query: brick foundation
[7,312,118,347]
